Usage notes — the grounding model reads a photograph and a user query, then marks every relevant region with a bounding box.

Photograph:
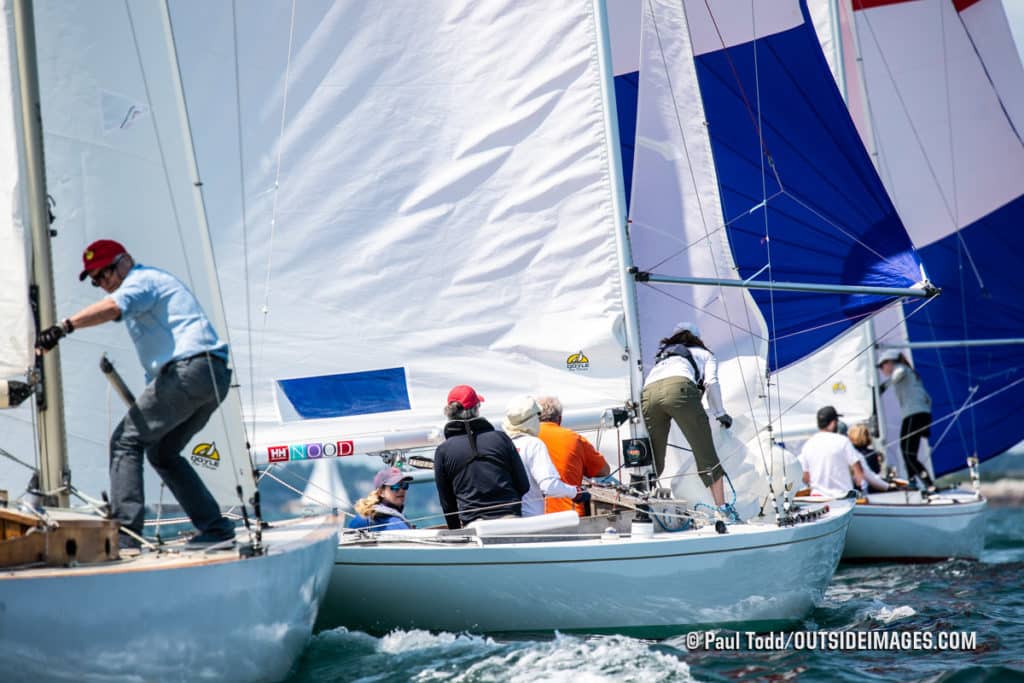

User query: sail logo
[190,442,221,470]
[267,440,355,463]
[566,351,590,372]
[831,381,847,394]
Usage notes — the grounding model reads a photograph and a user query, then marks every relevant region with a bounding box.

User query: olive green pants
[641,376,723,485]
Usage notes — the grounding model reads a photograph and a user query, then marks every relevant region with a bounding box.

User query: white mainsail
[168,2,637,465]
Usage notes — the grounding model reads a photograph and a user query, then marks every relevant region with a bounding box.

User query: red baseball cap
[78,239,127,281]
[372,467,413,489]
[447,384,484,409]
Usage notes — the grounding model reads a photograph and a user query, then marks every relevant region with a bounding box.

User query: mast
[594,0,645,425]
[12,0,68,505]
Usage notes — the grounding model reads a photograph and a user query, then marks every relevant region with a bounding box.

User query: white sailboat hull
[842,489,987,561]
[0,516,337,683]
[319,503,853,635]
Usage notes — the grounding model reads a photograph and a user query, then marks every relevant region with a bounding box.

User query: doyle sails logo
[191,442,221,470]
[566,350,590,372]
[267,440,355,463]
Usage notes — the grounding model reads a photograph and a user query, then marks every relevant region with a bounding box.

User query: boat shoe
[185,528,237,550]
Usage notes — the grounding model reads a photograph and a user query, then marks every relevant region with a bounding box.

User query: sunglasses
[90,254,125,287]
[388,482,410,492]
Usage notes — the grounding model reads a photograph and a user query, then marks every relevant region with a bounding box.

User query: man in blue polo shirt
[37,239,236,549]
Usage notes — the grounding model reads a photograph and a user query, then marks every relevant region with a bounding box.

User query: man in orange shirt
[537,396,610,516]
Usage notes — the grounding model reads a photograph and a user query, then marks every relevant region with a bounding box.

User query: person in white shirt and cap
[877,348,935,490]
[799,406,867,497]
[503,395,587,517]
[640,321,734,517]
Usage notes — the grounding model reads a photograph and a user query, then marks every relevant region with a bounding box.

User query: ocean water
[283,504,1024,683]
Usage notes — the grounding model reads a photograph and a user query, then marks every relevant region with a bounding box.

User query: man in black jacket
[434,385,531,529]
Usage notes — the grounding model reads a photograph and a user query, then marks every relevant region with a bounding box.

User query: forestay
[840,0,1024,475]
[169,2,634,462]
[0,0,253,507]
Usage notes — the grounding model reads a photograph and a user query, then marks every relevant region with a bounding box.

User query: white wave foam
[871,605,917,623]
[379,629,496,654]
[412,632,694,683]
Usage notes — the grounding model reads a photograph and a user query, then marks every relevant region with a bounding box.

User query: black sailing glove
[36,325,66,351]
[717,413,733,429]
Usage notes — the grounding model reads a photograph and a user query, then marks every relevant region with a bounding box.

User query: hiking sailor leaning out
[433,385,531,529]
[503,395,588,517]
[348,467,414,531]
[35,239,236,550]
[641,321,733,512]
[798,406,867,498]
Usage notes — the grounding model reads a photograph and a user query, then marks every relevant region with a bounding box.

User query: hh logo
[190,442,221,470]
[267,445,289,463]
[566,351,590,372]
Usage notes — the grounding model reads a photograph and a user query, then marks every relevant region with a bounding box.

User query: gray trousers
[109,353,235,536]
[641,376,723,485]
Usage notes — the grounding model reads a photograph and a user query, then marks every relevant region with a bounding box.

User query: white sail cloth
[168,1,634,462]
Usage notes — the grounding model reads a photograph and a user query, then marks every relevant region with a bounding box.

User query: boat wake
[299,628,695,682]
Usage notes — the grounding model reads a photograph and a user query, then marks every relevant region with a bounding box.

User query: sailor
[798,406,867,497]
[536,395,610,516]
[877,349,935,491]
[640,321,735,517]
[348,467,414,531]
[35,239,236,549]
[502,395,586,517]
[846,423,894,492]
[433,385,532,529]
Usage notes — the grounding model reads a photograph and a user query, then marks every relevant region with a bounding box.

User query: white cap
[876,348,902,365]
[672,321,700,338]
[503,395,541,437]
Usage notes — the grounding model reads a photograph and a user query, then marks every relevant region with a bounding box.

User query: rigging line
[955,6,1024,148]
[856,6,985,290]
[879,375,1024,454]
[928,385,978,453]
[649,1,772,477]
[641,282,765,341]
[231,1,257,440]
[767,296,937,430]
[130,2,247,495]
[254,0,299,432]
[772,306,880,343]
[699,0,778,178]
[160,1,248,494]
[700,22,774,481]
[641,190,784,273]
[913,303,972,458]
[780,189,899,266]
[748,0,787,471]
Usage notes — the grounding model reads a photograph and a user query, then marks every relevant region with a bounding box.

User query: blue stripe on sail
[614,70,639,210]
[278,367,411,419]
[905,194,1024,475]
[692,5,921,370]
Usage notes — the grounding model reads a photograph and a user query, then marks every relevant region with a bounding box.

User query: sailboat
[0,2,336,680]
[157,0,956,635]
[795,0,1021,561]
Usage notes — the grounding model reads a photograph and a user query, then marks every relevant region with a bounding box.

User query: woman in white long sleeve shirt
[641,322,733,510]
[503,396,581,516]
